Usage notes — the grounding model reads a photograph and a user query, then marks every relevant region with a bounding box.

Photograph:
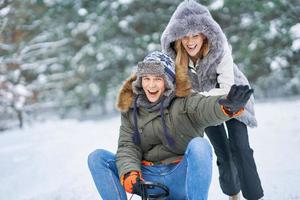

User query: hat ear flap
[175,62,192,97]
[116,73,137,112]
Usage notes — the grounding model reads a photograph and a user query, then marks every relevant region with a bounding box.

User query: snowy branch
[19,38,71,59]
[21,57,59,70]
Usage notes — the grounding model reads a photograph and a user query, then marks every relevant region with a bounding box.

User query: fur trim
[116,74,136,112]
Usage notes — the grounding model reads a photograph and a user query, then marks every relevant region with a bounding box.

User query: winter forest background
[1,0,299,131]
[1,0,300,200]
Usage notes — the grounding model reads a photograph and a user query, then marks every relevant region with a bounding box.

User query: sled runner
[134,181,170,200]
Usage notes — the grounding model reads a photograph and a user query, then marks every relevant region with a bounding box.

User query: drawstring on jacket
[159,96,175,147]
[132,95,175,147]
[133,95,141,145]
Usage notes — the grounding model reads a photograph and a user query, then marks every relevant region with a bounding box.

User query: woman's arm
[200,42,234,96]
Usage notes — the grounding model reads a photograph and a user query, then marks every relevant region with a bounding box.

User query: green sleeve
[116,112,142,178]
[184,93,231,128]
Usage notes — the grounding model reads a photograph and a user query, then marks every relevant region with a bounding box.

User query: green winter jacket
[116,93,231,178]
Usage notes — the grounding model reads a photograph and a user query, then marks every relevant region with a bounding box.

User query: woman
[161,1,264,200]
[88,51,253,200]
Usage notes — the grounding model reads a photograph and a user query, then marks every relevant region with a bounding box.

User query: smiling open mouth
[148,90,159,95]
[187,44,197,50]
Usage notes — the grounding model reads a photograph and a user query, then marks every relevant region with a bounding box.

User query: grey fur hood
[161,0,227,68]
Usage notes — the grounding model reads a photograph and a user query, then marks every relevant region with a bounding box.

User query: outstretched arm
[185,85,253,128]
[200,42,234,96]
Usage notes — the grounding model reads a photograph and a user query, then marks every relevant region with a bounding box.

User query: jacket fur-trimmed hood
[116,74,137,112]
[116,71,191,112]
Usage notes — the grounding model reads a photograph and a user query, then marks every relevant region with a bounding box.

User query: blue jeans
[88,137,212,200]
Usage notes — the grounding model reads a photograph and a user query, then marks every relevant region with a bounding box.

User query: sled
[138,181,170,200]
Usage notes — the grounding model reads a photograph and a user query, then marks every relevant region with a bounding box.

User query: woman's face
[142,74,166,103]
[181,33,206,58]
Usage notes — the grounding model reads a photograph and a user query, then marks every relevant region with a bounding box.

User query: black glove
[218,85,254,114]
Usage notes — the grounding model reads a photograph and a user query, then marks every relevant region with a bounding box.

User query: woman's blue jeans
[88,137,212,200]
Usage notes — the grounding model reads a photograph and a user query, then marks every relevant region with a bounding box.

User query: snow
[14,84,32,97]
[290,23,300,38]
[0,6,10,16]
[1,99,300,200]
[208,0,224,10]
[78,8,88,17]
[291,23,300,51]
[118,0,133,5]
[292,39,300,51]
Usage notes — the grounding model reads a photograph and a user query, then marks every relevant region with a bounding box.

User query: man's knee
[88,149,112,171]
[186,137,212,157]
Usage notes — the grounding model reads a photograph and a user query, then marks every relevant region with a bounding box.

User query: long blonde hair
[173,37,209,96]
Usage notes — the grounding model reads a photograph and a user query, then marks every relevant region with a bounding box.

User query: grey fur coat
[161,0,257,127]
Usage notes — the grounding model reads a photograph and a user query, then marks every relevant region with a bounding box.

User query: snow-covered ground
[1,99,300,200]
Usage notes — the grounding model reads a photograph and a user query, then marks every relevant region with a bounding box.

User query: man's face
[142,74,166,103]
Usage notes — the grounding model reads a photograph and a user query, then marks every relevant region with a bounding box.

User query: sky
[0,98,300,200]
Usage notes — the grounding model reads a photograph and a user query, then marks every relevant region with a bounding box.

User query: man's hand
[123,171,144,195]
[219,85,254,115]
